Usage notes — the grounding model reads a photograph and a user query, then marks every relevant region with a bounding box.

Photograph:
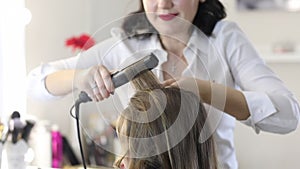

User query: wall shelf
[256,44,300,63]
[262,52,300,63]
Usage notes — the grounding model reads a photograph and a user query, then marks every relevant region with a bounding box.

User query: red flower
[65,33,95,52]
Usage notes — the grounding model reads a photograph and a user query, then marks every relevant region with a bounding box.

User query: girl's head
[114,71,217,169]
[122,0,226,37]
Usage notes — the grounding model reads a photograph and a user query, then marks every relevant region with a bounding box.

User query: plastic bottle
[29,120,52,167]
[51,124,63,168]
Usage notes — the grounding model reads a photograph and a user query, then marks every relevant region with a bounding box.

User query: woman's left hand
[162,77,203,100]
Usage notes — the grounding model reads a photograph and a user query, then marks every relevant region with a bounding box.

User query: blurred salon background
[1,0,300,168]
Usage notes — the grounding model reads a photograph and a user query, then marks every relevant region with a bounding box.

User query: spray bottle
[51,124,63,168]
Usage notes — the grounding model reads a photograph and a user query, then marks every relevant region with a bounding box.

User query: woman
[114,70,217,169]
[27,0,300,168]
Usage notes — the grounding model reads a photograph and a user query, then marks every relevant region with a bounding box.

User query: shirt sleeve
[225,22,300,134]
[26,55,81,100]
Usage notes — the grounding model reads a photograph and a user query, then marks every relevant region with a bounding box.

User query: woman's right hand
[74,65,115,101]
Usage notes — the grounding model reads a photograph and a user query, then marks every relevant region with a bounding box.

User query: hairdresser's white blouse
[27,20,300,169]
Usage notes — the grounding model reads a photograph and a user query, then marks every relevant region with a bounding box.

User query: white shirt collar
[149,27,210,65]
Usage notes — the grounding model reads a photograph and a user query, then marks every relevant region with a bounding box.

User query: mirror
[237,0,300,12]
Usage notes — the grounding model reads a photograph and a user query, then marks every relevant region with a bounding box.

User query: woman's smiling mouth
[158,13,179,21]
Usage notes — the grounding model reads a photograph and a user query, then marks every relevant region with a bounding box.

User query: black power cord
[70,91,92,169]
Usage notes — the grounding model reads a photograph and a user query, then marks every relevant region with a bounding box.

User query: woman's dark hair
[122,0,226,38]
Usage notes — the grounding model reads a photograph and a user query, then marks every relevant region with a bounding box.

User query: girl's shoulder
[213,20,243,36]
[212,20,249,47]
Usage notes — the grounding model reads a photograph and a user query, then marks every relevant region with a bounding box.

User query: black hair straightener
[77,53,159,103]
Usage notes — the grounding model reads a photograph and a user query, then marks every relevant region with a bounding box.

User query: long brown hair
[115,71,217,169]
